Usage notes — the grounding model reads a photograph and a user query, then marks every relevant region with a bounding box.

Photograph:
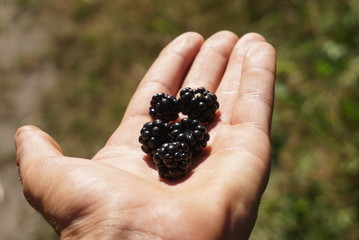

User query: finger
[232,41,276,134]
[15,125,63,199]
[108,32,204,146]
[216,33,266,123]
[181,31,238,93]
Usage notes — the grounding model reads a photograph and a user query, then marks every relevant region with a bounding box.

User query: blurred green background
[1,0,358,239]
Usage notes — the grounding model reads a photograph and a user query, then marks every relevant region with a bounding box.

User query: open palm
[15,31,276,240]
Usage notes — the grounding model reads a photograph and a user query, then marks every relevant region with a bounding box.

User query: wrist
[59,214,163,240]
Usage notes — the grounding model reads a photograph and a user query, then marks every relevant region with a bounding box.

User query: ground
[0,2,57,239]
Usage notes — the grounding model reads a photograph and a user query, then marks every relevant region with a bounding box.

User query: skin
[15,31,276,240]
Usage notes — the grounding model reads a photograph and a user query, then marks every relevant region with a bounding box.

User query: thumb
[15,125,63,203]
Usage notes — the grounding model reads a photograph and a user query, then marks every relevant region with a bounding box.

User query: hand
[15,31,276,240]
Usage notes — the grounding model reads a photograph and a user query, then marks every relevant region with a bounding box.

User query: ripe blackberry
[170,118,210,155]
[139,119,172,155]
[178,87,219,123]
[153,142,192,179]
[149,93,179,123]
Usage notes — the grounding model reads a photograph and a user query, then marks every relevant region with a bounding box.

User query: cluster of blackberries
[139,87,219,180]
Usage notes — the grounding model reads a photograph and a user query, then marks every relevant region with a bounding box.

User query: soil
[0,2,58,239]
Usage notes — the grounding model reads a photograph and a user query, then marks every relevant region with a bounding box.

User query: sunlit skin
[15,31,276,240]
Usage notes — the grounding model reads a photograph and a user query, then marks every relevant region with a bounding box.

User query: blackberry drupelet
[170,117,210,155]
[178,87,219,123]
[153,142,192,179]
[139,119,172,155]
[149,92,179,123]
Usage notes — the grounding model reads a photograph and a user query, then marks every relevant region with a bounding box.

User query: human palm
[15,31,276,240]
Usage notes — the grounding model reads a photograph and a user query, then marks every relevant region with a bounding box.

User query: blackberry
[149,93,179,123]
[153,142,192,179]
[178,87,219,123]
[170,118,210,155]
[139,119,172,155]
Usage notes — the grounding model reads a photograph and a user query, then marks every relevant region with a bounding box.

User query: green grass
[14,0,359,239]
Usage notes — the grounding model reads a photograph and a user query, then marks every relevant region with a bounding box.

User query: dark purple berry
[139,119,172,155]
[178,87,219,123]
[153,142,192,179]
[149,93,179,123]
[170,118,210,155]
